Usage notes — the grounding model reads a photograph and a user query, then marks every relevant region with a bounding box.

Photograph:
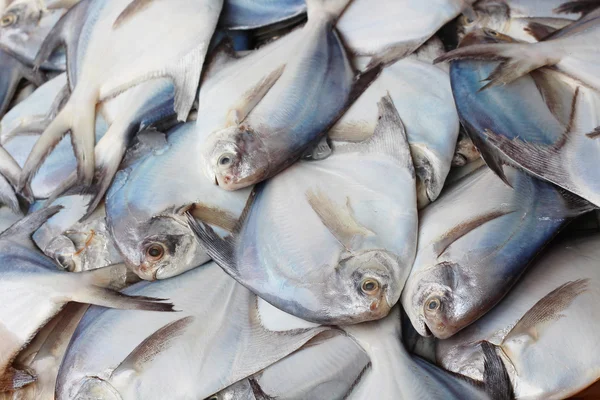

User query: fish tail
[481,341,515,400]
[435,42,554,89]
[305,0,352,21]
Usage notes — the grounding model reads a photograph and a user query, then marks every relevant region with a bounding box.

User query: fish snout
[136,261,158,281]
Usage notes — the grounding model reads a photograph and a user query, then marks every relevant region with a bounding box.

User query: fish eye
[426,297,441,312]
[0,13,16,27]
[218,153,235,167]
[145,243,165,261]
[361,278,380,295]
[485,29,499,37]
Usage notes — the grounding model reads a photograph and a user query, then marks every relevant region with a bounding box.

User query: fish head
[458,0,511,40]
[0,0,62,65]
[111,213,207,281]
[403,261,476,339]
[203,126,269,191]
[330,250,402,324]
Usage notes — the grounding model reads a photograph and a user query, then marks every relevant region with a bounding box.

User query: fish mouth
[136,261,158,281]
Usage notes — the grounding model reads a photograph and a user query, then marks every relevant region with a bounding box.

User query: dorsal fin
[113,0,156,30]
[0,206,62,247]
[112,316,195,375]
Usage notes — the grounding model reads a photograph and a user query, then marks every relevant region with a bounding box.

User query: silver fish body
[191,95,418,325]
[220,0,306,30]
[57,262,329,400]
[437,234,600,399]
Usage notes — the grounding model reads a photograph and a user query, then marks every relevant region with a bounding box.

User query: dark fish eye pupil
[429,300,438,310]
[365,282,375,290]
[147,245,163,259]
[220,156,230,165]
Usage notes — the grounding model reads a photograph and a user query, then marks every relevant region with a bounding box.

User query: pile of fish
[0,0,600,398]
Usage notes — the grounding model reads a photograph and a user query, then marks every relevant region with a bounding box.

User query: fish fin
[481,341,515,400]
[501,279,590,345]
[433,209,515,257]
[328,121,374,142]
[112,316,194,375]
[435,43,554,89]
[43,171,78,209]
[305,0,351,20]
[113,0,155,29]
[46,0,81,10]
[365,38,427,70]
[72,285,175,312]
[530,69,577,127]
[0,366,36,391]
[33,0,88,72]
[306,188,374,250]
[227,65,285,127]
[0,206,62,244]
[302,135,333,161]
[585,126,600,139]
[2,117,51,141]
[186,213,240,279]
[524,21,558,41]
[185,203,240,233]
[0,174,21,214]
[0,146,23,192]
[554,0,600,15]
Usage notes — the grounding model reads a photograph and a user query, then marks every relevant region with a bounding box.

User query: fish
[435,8,600,91]
[2,303,88,400]
[554,0,600,16]
[56,261,330,400]
[457,0,574,42]
[329,38,459,207]
[189,95,418,324]
[220,0,306,30]
[200,0,354,191]
[0,0,77,70]
[437,233,600,399]
[401,165,592,339]
[0,48,41,120]
[20,0,224,188]
[105,25,311,281]
[448,29,600,207]
[336,0,476,67]
[0,74,108,200]
[0,206,174,392]
[341,306,503,399]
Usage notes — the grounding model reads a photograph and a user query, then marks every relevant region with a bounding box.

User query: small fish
[201,0,354,190]
[0,0,77,70]
[329,38,459,207]
[190,95,418,324]
[341,306,501,399]
[0,206,173,392]
[20,0,223,188]
[56,262,330,400]
[449,29,600,207]
[437,234,600,399]
[401,165,591,339]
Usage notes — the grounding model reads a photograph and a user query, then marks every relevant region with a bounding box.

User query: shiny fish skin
[220,0,306,30]
[437,234,600,399]
[56,262,330,400]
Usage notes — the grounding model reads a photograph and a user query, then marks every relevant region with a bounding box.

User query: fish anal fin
[0,366,36,391]
[0,206,62,243]
[230,65,285,125]
[113,0,155,29]
[306,188,374,250]
[502,279,590,345]
[112,316,194,375]
[481,341,515,400]
[530,69,577,128]
[434,209,514,258]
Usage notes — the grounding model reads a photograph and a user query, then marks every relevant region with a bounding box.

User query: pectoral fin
[554,0,600,15]
[113,0,156,29]
[112,316,194,375]
[306,188,374,250]
[501,279,590,345]
[185,203,240,232]
[0,206,62,247]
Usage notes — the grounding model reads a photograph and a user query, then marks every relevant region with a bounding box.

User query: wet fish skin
[57,262,329,400]
[0,0,73,70]
[202,0,354,190]
[220,0,306,30]
[191,95,418,325]
[0,48,40,120]
[437,234,600,399]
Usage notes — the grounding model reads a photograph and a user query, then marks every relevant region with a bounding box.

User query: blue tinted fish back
[221,0,306,29]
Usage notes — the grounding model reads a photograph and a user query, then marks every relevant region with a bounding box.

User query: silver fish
[57,262,330,400]
[0,48,40,120]
[20,0,223,188]
[341,306,497,399]
[220,0,306,30]
[402,165,590,339]
[190,95,418,324]
[0,207,173,392]
[0,0,76,70]
[437,234,600,399]
[200,0,354,190]
[330,38,459,207]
